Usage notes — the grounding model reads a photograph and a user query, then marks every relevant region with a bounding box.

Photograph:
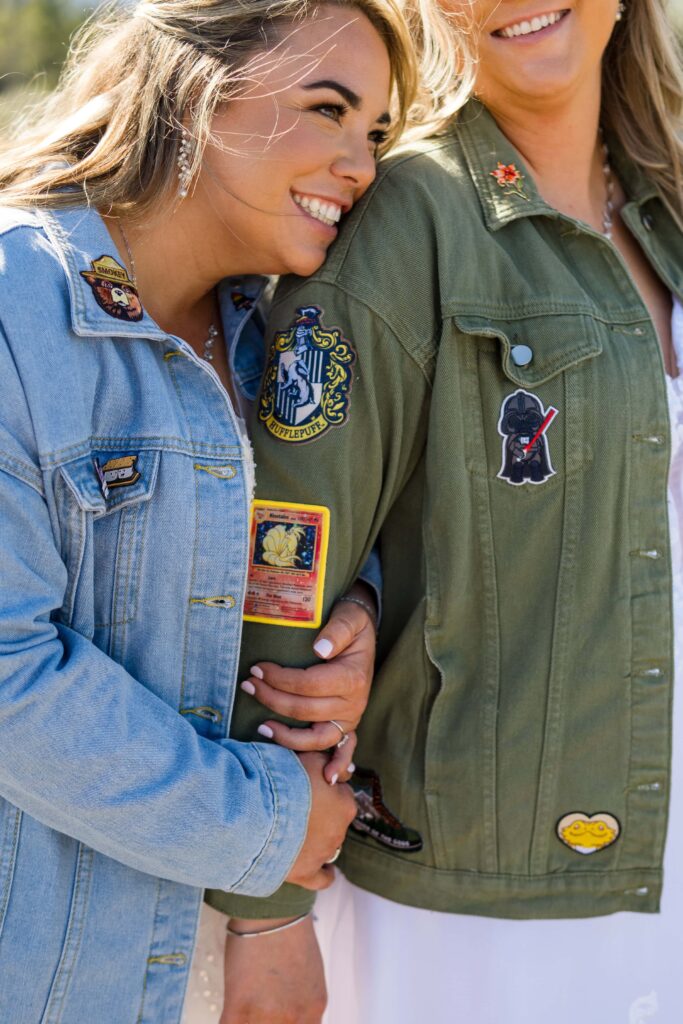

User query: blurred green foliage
[0,1,87,93]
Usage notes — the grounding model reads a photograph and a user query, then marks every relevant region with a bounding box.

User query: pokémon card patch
[243,500,330,628]
[259,306,355,444]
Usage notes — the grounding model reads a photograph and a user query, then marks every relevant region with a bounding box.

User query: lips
[493,8,569,38]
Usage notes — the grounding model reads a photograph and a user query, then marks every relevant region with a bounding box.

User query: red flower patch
[490,162,529,200]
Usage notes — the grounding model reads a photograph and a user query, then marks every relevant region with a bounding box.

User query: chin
[494,54,584,104]
[281,248,329,280]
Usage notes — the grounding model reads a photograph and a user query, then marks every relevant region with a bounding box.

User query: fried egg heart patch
[556,812,621,855]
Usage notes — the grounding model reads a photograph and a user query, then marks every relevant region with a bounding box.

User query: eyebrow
[302,79,391,125]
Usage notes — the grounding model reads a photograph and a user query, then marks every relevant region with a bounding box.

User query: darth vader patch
[497,389,557,486]
[80,255,143,322]
[259,306,355,444]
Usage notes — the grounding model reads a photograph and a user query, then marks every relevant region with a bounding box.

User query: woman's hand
[242,584,377,783]
[221,913,326,1024]
[285,751,357,890]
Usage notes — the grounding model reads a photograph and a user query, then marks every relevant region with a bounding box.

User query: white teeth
[499,10,564,38]
[292,193,342,226]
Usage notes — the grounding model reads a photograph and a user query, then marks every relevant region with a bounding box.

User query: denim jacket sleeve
[0,324,310,895]
[357,544,383,623]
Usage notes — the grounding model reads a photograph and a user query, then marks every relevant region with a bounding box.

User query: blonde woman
[0,1,418,1022]
[214,0,683,1020]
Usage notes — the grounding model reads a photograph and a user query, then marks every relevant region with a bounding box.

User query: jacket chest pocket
[56,449,161,639]
[454,313,603,487]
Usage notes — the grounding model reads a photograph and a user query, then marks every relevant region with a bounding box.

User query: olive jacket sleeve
[206,276,432,918]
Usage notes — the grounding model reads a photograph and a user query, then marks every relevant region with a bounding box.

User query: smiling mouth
[292,192,343,227]
[493,9,569,38]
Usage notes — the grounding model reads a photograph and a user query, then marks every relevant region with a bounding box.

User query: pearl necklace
[118,222,219,361]
[600,130,615,239]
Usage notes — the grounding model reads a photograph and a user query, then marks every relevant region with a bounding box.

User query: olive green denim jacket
[208,101,683,920]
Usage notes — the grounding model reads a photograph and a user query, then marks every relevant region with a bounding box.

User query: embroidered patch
[231,289,253,311]
[556,812,621,855]
[490,162,529,201]
[259,306,355,444]
[80,255,143,322]
[243,499,330,628]
[498,389,558,485]
[350,767,423,852]
[100,455,141,489]
[92,457,110,499]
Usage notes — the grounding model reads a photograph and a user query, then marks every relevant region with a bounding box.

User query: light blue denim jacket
[0,204,312,1023]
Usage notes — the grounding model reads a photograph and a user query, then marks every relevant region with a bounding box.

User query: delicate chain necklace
[118,221,137,285]
[118,221,219,361]
[600,129,614,240]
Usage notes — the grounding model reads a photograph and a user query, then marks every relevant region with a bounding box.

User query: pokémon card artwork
[243,500,330,628]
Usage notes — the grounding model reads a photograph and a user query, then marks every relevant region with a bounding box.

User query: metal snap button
[641,213,654,231]
[511,344,533,367]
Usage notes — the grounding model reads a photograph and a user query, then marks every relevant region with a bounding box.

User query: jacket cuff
[357,544,383,626]
[205,883,315,920]
[224,742,311,897]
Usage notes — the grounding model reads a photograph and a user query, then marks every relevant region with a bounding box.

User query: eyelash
[310,102,389,149]
[312,101,349,123]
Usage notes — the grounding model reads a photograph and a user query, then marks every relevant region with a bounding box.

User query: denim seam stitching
[230,745,281,891]
[0,453,44,493]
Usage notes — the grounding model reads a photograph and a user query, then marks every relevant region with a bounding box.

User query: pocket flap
[60,449,161,515]
[453,313,603,387]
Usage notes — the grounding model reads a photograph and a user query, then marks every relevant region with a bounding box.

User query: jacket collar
[456,98,659,233]
[38,206,268,376]
[38,205,168,340]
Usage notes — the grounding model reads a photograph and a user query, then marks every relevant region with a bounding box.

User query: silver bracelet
[338,594,377,630]
[226,911,312,939]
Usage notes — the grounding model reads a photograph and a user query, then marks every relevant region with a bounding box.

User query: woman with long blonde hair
[215,1,683,1020]
[0,2,419,1022]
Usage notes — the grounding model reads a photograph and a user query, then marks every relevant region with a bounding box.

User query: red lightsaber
[522,406,558,455]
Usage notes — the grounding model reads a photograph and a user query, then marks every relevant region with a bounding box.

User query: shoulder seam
[327,136,459,270]
[274,280,435,386]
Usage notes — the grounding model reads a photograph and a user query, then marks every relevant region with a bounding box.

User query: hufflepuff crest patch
[259,306,355,444]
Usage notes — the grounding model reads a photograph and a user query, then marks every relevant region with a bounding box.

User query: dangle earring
[615,2,625,21]
[177,128,193,199]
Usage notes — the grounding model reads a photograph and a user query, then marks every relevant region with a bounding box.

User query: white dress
[183,300,683,1024]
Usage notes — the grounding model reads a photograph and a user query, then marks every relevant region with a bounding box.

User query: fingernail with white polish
[250,665,264,679]
[330,772,339,786]
[313,638,334,659]
[257,724,274,739]
[240,680,256,695]
[348,763,355,774]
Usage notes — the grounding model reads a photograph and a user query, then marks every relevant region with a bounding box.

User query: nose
[331,135,377,196]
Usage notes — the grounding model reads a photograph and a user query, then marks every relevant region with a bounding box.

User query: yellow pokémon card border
[243,499,330,629]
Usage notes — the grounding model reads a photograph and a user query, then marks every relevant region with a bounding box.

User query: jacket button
[511,344,533,367]
[641,213,654,231]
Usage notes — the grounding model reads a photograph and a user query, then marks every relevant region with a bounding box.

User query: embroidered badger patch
[259,306,355,444]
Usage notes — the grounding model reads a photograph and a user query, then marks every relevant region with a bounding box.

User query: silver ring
[336,733,351,750]
[328,719,347,742]
[325,847,342,865]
